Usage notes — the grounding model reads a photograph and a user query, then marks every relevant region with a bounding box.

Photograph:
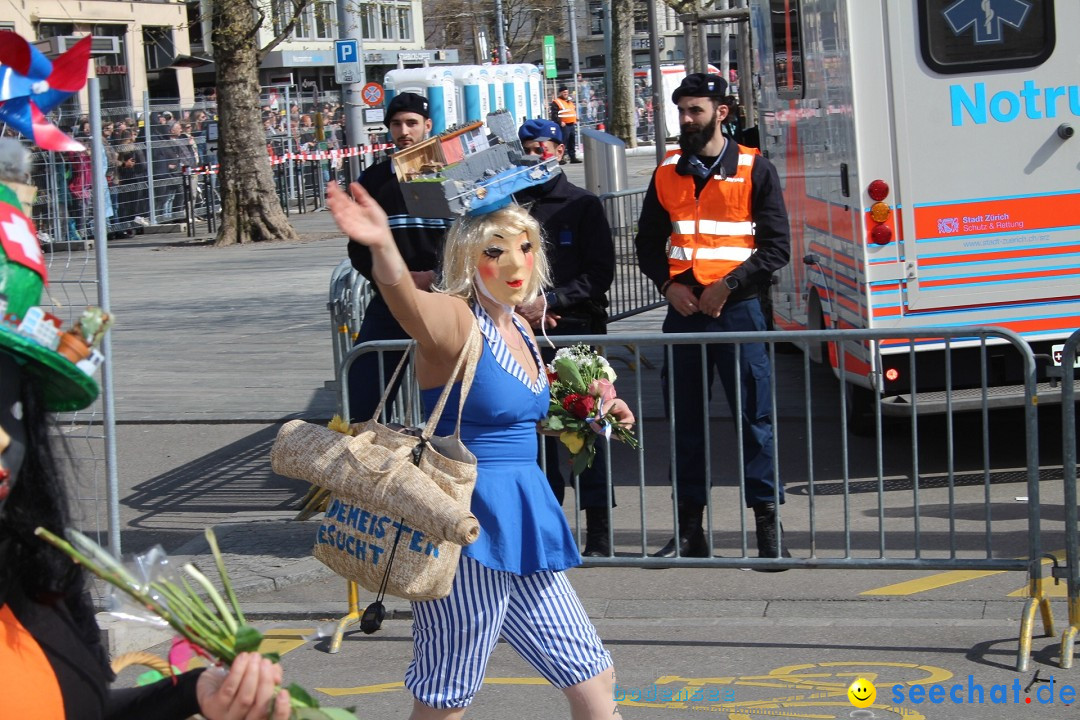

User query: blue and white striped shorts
[405,555,613,709]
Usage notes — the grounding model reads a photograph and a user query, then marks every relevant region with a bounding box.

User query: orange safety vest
[655,144,758,286]
[0,605,65,719]
[553,97,578,124]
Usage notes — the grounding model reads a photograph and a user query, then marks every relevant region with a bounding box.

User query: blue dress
[420,303,581,576]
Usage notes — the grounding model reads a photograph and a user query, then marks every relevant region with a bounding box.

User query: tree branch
[258,0,314,63]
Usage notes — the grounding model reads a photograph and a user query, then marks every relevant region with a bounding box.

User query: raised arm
[327,182,471,364]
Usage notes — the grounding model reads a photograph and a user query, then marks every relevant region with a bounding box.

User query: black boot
[583,508,611,557]
[652,502,708,558]
[753,502,792,572]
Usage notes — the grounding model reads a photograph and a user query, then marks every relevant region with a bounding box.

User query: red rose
[562,393,595,419]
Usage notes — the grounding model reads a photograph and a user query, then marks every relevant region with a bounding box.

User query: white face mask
[473,231,534,311]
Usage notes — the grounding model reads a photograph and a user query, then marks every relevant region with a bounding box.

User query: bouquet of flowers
[540,345,639,475]
[35,526,358,720]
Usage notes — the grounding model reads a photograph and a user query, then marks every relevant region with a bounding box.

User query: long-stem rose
[587,378,616,410]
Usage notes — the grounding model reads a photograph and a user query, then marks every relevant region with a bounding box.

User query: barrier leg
[1060,596,1080,669]
[328,580,362,654]
[1018,598,1038,672]
[1017,574,1054,671]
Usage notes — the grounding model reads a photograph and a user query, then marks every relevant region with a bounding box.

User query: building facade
[3,0,195,109]
[187,0,457,95]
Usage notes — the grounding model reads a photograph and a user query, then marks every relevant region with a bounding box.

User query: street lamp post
[568,0,581,135]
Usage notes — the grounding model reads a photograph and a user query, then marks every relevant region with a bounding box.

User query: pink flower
[588,378,616,412]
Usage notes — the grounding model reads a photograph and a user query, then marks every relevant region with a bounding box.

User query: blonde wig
[435,203,551,302]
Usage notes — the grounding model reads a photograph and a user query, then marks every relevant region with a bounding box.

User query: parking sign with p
[335,39,360,84]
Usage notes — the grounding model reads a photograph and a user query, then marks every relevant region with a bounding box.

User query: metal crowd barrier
[1055,328,1080,668]
[326,260,374,393]
[332,325,1053,670]
[597,188,665,321]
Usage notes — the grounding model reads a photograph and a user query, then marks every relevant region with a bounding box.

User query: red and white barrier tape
[185,143,395,175]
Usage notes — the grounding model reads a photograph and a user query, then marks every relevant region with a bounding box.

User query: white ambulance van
[750,0,1079,415]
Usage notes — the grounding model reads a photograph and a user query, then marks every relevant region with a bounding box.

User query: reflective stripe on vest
[669,245,754,262]
[655,145,759,285]
[672,220,755,236]
[553,98,577,123]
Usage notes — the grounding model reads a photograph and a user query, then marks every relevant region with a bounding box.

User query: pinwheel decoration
[0,30,91,151]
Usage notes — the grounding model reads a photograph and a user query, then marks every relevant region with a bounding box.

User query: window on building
[35,22,74,40]
[315,1,336,39]
[294,3,313,38]
[144,27,175,71]
[917,0,1053,74]
[360,4,379,40]
[271,0,287,36]
[588,0,603,35]
[769,0,803,99]
[93,24,131,106]
[186,1,204,47]
[357,2,413,41]
[0,22,14,32]
[633,0,649,34]
[397,5,412,41]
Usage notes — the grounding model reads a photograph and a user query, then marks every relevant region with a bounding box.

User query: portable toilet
[383,67,459,133]
[503,64,529,125]
[489,65,507,115]
[449,65,489,123]
[474,65,493,119]
[524,64,544,119]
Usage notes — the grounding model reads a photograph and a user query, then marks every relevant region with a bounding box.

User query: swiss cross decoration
[0,202,47,283]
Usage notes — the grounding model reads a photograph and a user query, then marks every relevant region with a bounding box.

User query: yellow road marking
[257,628,315,658]
[861,570,1007,596]
[861,551,1066,596]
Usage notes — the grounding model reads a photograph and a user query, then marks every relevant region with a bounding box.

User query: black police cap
[385,92,429,123]
[671,73,728,104]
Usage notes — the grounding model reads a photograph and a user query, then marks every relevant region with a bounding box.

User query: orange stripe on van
[920,266,1080,289]
[914,193,1080,239]
[919,243,1080,267]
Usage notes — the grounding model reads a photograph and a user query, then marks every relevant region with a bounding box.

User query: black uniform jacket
[514,172,615,318]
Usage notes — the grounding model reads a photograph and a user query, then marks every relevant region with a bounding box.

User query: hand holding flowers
[35,526,359,720]
[540,345,638,475]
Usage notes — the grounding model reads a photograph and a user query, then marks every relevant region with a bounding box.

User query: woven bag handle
[422,321,482,440]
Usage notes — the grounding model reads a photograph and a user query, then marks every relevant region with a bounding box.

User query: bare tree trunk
[610,0,636,147]
[211,0,298,246]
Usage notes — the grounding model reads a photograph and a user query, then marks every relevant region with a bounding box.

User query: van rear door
[885,1,1079,314]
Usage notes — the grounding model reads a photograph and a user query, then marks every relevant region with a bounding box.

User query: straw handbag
[271,324,483,602]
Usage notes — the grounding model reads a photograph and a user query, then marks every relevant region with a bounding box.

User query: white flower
[601,365,617,381]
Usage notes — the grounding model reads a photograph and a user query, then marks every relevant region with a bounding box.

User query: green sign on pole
[543,35,557,79]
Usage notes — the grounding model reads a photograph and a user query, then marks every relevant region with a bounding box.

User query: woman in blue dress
[327,181,631,720]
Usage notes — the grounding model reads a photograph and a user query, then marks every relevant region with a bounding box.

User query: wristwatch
[723,275,740,291]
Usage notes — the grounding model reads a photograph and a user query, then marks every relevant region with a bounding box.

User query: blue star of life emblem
[943,0,1032,44]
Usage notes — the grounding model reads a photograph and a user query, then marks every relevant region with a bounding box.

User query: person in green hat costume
[0,137,291,719]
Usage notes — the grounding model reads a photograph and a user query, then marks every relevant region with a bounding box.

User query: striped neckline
[473,302,548,395]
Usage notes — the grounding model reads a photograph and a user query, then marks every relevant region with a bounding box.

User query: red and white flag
[0,202,47,283]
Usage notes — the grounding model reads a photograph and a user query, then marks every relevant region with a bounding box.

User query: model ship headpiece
[393,109,559,218]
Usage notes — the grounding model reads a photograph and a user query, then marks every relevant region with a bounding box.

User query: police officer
[347,92,453,421]
[514,118,616,556]
[634,73,792,564]
[549,86,582,164]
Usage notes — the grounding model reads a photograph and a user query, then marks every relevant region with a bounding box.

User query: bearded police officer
[634,73,792,565]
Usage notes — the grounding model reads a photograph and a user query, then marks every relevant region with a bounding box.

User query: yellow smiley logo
[847,677,876,708]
